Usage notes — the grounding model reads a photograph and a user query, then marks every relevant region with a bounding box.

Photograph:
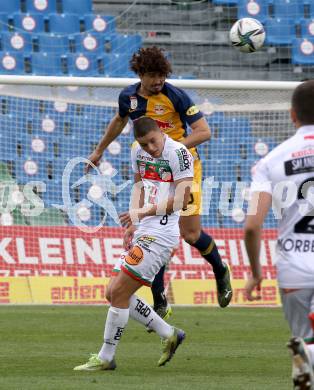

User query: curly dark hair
[130,46,172,77]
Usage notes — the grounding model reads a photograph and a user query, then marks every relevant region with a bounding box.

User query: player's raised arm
[86,113,128,172]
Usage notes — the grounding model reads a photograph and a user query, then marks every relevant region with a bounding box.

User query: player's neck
[138,84,157,97]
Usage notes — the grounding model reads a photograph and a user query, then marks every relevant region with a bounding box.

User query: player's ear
[290,107,297,126]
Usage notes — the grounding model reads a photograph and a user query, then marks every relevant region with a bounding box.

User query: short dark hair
[130,46,172,77]
[133,117,160,138]
[292,80,314,125]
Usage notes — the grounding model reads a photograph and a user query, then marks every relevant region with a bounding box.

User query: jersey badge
[130,96,138,110]
[186,105,200,116]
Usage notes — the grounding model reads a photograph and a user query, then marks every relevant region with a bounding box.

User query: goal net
[0,76,298,306]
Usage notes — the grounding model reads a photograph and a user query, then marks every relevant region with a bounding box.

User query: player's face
[139,72,166,95]
[136,129,165,158]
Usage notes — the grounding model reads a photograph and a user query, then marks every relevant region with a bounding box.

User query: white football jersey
[131,135,193,242]
[251,125,314,288]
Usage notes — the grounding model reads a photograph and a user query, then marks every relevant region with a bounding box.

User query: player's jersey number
[160,215,168,225]
[294,177,314,234]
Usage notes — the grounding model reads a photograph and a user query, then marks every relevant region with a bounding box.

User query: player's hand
[119,210,142,227]
[119,212,133,227]
[123,225,137,250]
[245,276,263,301]
[85,149,103,173]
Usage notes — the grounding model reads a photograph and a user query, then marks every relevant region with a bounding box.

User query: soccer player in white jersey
[244,80,314,390]
[74,117,193,371]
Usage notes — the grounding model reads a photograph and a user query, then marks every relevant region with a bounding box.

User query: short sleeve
[250,158,272,194]
[118,89,129,118]
[171,87,203,126]
[171,146,194,181]
[131,142,139,174]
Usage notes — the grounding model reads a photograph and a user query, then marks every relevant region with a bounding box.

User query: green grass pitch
[0,306,291,390]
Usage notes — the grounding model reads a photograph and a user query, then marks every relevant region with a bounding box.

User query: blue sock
[191,230,225,278]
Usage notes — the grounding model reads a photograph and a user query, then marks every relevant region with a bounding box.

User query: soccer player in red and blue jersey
[87,46,232,317]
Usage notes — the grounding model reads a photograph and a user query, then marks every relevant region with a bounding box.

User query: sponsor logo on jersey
[139,161,146,177]
[155,119,175,131]
[154,104,165,115]
[186,105,200,116]
[136,160,173,182]
[176,147,192,171]
[285,156,314,176]
[130,96,138,110]
[125,245,143,265]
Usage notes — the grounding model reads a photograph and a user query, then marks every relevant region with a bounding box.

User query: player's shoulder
[119,82,140,99]
[163,82,188,100]
[131,140,141,155]
[165,135,187,151]
[164,137,193,165]
[263,134,297,164]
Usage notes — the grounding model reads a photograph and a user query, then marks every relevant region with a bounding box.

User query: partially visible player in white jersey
[244,80,314,390]
[74,116,193,372]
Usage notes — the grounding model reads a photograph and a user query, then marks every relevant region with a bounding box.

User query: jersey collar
[296,125,314,135]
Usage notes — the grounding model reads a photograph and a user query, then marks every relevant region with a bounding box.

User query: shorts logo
[125,245,144,265]
[176,147,192,171]
[130,96,138,110]
[186,105,200,116]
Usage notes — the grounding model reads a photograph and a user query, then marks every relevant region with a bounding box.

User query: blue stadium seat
[0,125,17,159]
[25,0,57,13]
[84,14,115,35]
[0,14,9,32]
[74,33,105,55]
[310,1,314,18]
[291,38,314,65]
[265,18,296,45]
[299,18,314,39]
[14,157,49,184]
[272,0,305,19]
[12,13,45,33]
[0,52,25,74]
[30,52,65,75]
[108,53,135,77]
[33,33,70,54]
[237,0,269,22]
[48,13,81,34]
[61,0,92,14]
[1,32,33,52]
[212,0,238,5]
[0,0,21,13]
[111,33,142,55]
[16,133,60,159]
[66,53,101,76]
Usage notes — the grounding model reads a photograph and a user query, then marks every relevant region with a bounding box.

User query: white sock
[129,295,174,339]
[307,344,314,367]
[98,306,129,362]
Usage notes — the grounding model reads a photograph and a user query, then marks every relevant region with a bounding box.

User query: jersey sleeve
[118,89,129,118]
[250,158,272,194]
[171,86,203,126]
[171,146,194,181]
[131,142,139,174]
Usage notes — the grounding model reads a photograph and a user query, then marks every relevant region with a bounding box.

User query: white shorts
[113,232,179,287]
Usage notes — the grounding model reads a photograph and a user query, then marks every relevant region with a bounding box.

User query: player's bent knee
[181,229,201,245]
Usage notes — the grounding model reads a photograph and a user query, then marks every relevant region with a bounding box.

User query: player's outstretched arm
[86,113,128,172]
[180,117,211,149]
